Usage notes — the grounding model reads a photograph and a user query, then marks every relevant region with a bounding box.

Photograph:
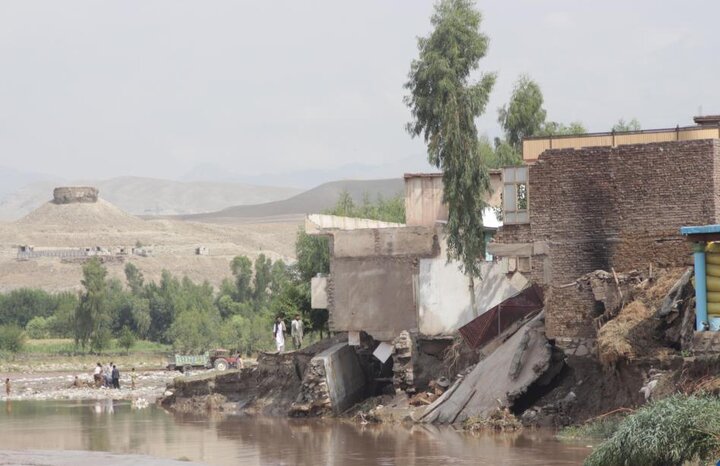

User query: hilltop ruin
[52,186,99,204]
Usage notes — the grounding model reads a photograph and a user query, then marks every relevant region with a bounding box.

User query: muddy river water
[0,400,591,465]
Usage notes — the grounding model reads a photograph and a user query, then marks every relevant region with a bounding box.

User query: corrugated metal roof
[458,284,544,350]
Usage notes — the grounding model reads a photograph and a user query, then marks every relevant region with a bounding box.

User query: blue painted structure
[679,225,720,331]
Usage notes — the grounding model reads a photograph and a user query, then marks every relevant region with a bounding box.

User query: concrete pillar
[694,242,708,331]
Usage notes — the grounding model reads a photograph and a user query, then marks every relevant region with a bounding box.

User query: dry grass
[597,301,652,367]
[596,268,686,368]
[641,267,686,311]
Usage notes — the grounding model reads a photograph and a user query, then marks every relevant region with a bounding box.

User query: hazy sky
[0,1,718,181]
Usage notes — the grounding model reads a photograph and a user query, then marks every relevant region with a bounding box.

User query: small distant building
[195,246,209,256]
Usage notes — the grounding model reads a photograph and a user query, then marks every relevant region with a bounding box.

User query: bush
[25,316,51,339]
[0,324,26,352]
[117,326,137,354]
[585,395,720,466]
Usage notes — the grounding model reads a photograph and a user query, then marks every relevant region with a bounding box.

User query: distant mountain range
[0,170,409,223]
[0,176,301,221]
[180,155,434,189]
[178,178,405,224]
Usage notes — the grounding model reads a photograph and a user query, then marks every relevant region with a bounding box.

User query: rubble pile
[289,357,332,417]
[392,331,414,392]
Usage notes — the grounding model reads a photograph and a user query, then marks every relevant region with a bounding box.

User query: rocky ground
[1,369,179,402]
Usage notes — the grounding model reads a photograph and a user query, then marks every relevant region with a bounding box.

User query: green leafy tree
[167,307,221,353]
[124,262,145,295]
[50,292,78,338]
[331,190,355,217]
[0,324,26,352]
[117,325,137,354]
[230,256,253,303]
[25,316,51,339]
[498,75,547,151]
[295,229,330,283]
[538,120,586,136]
[270,260,291,296]
[325,190,406,223]
[405,0,495,284]
[478,135,522,168]
[253,254,273,304]
[0,288,57,327]
[74,258,110,351]
[612,118,641,132]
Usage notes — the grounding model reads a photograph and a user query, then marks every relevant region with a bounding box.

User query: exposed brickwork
[545,284,599,339]
[495,139,720,340]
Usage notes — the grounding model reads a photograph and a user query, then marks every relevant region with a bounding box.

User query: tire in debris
[214,359,228,371]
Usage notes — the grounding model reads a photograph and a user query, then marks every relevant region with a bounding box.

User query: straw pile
[597,301,652,367]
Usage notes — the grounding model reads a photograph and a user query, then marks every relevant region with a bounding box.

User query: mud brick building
[491,130,720,347]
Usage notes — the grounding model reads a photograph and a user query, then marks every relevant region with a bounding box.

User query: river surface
[0,400,591,465]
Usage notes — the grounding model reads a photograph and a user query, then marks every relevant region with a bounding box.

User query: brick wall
[531,139,718,284]
[496,139,720,339]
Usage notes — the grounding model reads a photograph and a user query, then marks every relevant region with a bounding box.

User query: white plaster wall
[417,240,528,337]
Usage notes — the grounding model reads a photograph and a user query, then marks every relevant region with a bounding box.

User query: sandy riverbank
[0,450,207,466]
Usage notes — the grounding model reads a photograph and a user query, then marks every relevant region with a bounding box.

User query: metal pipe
[694,242,708,331]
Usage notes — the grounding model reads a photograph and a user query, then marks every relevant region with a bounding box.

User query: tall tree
[405,0,495,283]
[124,262,144,295]
[253,254,273,304]
[74,258,109,351]
[230,256,253,303]
[498,75,547,151]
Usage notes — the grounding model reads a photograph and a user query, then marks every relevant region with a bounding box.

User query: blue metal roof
[680,225,720,235]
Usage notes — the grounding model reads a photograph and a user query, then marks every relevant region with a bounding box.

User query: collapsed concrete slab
[291,343,367,416]
[416,312,554,424]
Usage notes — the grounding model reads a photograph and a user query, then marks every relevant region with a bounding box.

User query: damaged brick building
[490,123,720,356]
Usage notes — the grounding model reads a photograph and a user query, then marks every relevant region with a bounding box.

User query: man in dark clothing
[111,365,120,389]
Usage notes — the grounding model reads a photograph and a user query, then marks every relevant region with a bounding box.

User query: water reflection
[0,401,590,465]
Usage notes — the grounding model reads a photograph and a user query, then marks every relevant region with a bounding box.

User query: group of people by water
[273,314,304,353]
[92,362,136,390]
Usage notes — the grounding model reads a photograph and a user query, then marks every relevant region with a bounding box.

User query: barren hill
[17,198,147,231]
[0,194,298,293]
[179,178,404,224]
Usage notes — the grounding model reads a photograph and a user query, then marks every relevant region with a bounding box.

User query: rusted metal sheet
[459,284,545,349]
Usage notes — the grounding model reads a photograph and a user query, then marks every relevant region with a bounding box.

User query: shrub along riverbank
[559,395,720,466]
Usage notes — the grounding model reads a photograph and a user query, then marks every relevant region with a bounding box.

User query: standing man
[4,378,10,397]
[273,316,286,353]
[111,365,120,389]
[104,362,113,388]
[291,314,304,350]
[93,363,102,387]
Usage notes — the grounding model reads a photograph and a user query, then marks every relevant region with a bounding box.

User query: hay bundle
[597,300,652,367]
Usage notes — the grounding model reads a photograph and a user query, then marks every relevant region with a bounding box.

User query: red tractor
[208,348,243,371]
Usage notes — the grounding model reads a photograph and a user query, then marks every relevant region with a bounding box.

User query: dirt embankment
[160,336,346,416]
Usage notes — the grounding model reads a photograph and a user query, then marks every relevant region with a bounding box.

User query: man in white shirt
[291,314,304,350]
[273,316,286,353]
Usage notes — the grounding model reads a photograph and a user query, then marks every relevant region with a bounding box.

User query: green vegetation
[0,255,321,356]
[405,0,494,283]
[0,324,26,353]
[558,416,623,440]
[493,74,586,166]
[324,190,405,224]
[612,118,642,132]
[584,395,720,466]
